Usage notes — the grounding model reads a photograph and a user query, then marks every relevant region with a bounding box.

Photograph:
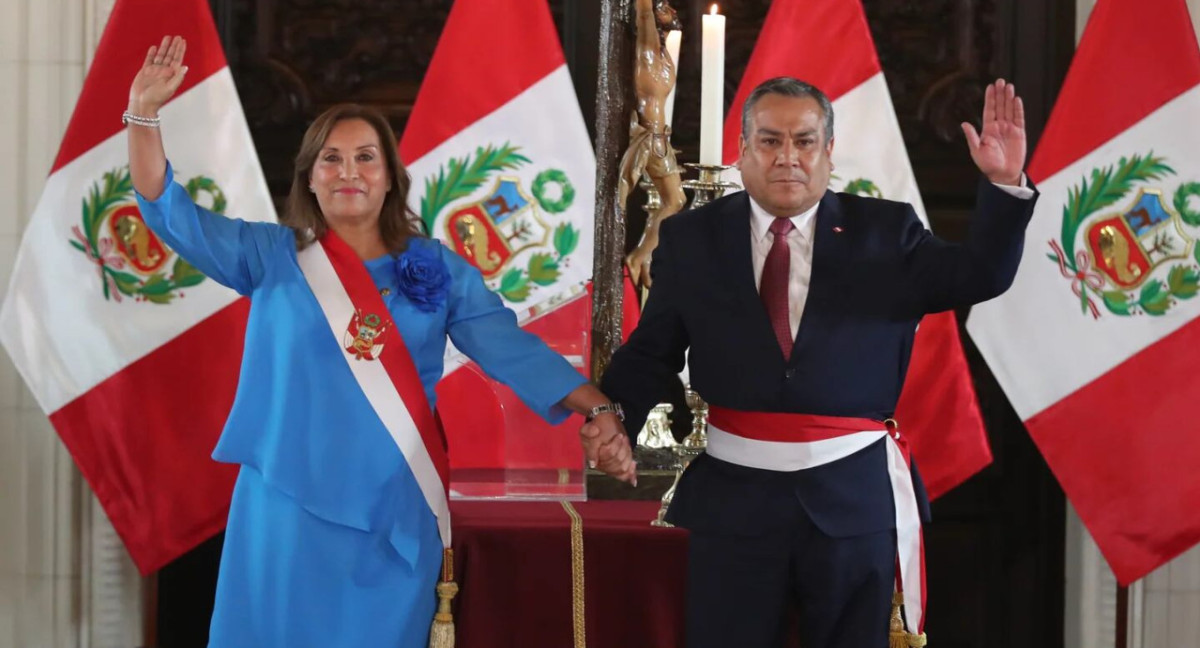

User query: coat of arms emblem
[69,166,221,304]
[419,144,580,303]
[344,310,390,361]
[1049,153,1200,317]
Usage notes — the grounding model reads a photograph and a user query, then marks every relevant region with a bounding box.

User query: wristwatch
[585,402,624,422]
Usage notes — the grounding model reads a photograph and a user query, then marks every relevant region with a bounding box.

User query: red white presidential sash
[296,232,451,548]
[706,407,927,637]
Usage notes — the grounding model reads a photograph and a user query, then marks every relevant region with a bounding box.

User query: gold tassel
[889,592,908,648]
[888,591,929,647]
[428,548,458,648]
[888,592,931,648]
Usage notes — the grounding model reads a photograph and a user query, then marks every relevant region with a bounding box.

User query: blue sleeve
[134,162,288,296]
[441,245,587,424]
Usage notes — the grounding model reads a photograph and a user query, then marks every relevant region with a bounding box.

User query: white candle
[663,30,682,129]
[699,5,725,165]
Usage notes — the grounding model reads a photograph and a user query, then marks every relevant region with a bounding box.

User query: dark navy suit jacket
[601,178,1036,538]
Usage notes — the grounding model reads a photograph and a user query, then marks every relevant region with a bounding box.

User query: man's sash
[706,407,927,638]
[296,232,451,549]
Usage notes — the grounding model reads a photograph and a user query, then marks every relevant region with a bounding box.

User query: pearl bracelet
[122,111,161,128]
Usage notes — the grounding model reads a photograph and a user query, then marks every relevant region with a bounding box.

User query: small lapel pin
[832,226,844,233]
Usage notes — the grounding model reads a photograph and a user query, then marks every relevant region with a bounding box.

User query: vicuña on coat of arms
[1048,153,1200,318]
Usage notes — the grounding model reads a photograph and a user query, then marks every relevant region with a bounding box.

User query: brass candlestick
[681,163,740,210]
[651,385,709,527]
[638,171,662,214]
[638,148,682,214]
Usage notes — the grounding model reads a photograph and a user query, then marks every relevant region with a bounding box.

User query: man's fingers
[598,426,624,448]
[614,460,637,486]
[596,434,628,465]
[597,442,637,485]
[961,122,981,153]
[982,81,996,125]
[590,433,637,486]
[616,440,634,469]
[597,437,622,464]
[1003,82,1016,125]
[995,79,1008,126]
[583,418,637,485]
[604,438,629,465]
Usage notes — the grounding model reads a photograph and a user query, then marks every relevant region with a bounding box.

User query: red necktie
[761,218,795,360]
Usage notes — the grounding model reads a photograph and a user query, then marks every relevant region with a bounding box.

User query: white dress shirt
[748,176,1034,341]
[749,198,819,340]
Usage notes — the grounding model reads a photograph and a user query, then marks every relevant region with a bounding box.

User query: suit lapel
[717,190,850,365]
[791,190,847,362]
[714,192,757,299]
[713,193,780,356]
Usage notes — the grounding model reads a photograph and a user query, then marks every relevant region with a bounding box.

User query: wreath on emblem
[1046,153,1200,318]
[830,173,884,199]
[420,144,581,303]
[531,169,575,214]
[842,178,883,198]
[68,166,219,304]
[1175,181,1200,226]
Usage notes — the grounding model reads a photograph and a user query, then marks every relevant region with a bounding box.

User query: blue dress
[136,164,587,647]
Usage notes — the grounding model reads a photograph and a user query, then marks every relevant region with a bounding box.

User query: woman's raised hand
[128,35,188,116]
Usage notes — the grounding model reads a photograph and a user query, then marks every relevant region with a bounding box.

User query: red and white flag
[0,0,273,572]
[399,0,597,472]
[400,0,594,322]
[967,0,1200,583]
[723,0,991,498]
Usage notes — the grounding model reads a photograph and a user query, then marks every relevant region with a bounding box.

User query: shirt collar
[748,196,820,244]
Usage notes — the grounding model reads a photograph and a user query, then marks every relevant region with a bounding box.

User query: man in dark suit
[591,76,1037,647]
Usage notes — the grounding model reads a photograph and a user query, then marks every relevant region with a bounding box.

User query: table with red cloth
[450,500,688,648]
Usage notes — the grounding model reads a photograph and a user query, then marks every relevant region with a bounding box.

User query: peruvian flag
[0,0,273,572]
[399,0,597,472]
[722,0,990,498]
[967,0,1200,583]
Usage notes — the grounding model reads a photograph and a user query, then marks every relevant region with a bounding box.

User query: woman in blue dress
[126,35,636,647]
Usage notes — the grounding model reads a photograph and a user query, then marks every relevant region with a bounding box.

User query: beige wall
[0,2,141,647]
[0,1,87,644]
